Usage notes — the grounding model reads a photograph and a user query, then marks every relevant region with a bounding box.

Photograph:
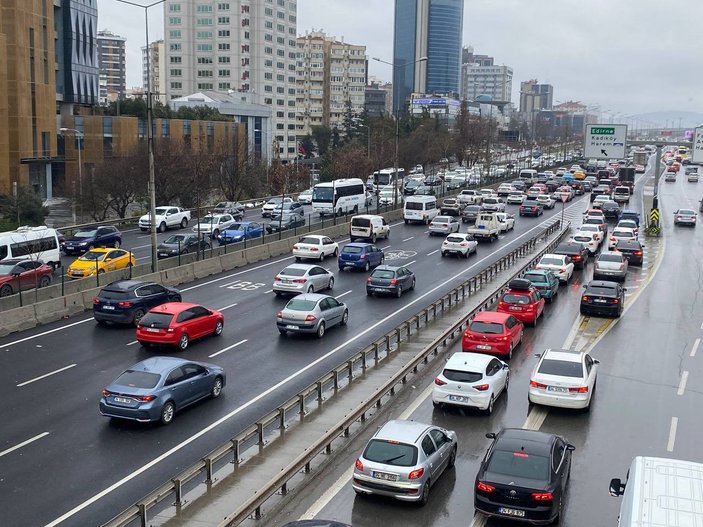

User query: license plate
[498,507,525,518]
[102,305,115,310]
[509,306,522,311]
[114,397,131,404]
[158,253,168,257]
[373,288,386,292]
[286,325,299,330]
[476,344,492,350]
[449,395,469,403]
[548,386,568,393]
[594,298,607,303]
[73,272,83,276]
[372,471,398,482]
[145,328,160,333]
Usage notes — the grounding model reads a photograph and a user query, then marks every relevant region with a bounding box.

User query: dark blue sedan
[523,269,559,303]
[93,280,182,326]
[63,225,122,255]
[217,221,264,245]
[99,357,226,425]
[338,242,385,271]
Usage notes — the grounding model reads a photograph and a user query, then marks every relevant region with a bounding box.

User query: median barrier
[266,239,292,258]
[34,296,70,324]
[64,292,87,316]
[244,244,271,265]
[220,250,247,272]
[81,287,103,309]
[160,263,196,287]
[192,257,224,280]
[0,305,38,336]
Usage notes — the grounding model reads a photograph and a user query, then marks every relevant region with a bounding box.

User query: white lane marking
[523,406,549,431]
[691,338,700,358]
[126,340,139,346]
[405,260,417,266]
[136,256,151,261]
[264,289,273,294]
[130,244,152,250]
[0,432,50,458]
[427,250,439,256]
[218,302,238,311]
[700,321,703,330]
[667,417,678,452]
[398,383,434,420]
[43,220,556,527]
[677,371,689,396]
[208,339,247,358]
[402,237,414,242]
[335,290,352,300]
[16,364,77,387]
[0,318,94,349]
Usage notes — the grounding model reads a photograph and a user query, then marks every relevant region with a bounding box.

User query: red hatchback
[136,302,224,350]
[0,259,53,297]
[496,279,545,326]
[462,311,524,359]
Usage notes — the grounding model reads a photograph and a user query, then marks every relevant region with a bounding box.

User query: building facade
[519,79,553,113]
[460,47,512,104]
[164,0,298,160]
[142,40,166,104]
[296,31,367,137]
[365,81,393,117]
[97,30,127,102]
[408,93,461,125]
[392,0,463,114]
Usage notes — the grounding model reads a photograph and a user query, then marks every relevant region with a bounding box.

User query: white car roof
[445,351,495,371]
[542,348,585,363]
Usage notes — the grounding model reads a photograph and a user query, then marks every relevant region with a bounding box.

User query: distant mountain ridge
[629,111,703,129]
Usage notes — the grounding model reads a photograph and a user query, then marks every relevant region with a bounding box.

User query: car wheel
[316,321,326,339]
[372,233,377,243]
[180,217,188,229]
[39,275,51,288]
[396,286,402,298]
[278,329,287,336]
[113,240,121,249]
[213,229,220,238]
[464,250,470,259]
[418,481,430,507]
[448,446,457,468]
[410,278,416,290]
[507,343,514,360]
[211,377,223,398]
[486,395,495,415]
[160,401,176,425]
[159,222,167,233]
[213,319,224,336]
[364,261,370,272]
[341,309,349,326]
[132,309,145,327]
[178,333,189,350]
[440,251,445,257]
[307,285,314,294]
[319,252,325,262]
[295,256,301,262]
[97,269,105,275]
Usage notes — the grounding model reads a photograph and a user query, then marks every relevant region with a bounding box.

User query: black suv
[157,234,210,259]
[93,280,182,326]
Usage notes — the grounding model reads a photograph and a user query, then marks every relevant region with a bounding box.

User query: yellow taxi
[573,170,586,180]
[66,248,136,279]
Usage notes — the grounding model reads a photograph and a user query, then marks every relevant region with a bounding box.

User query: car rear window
[434,216,452,223]
[599,254,622,262]
[538,358,584,377]
[487,450,549,480]
[572,236,591,242]
[285,299,318,311]
[469,321,504,334]
[406,202,423,210]
[587,285,617,296]
[279,267,306,276]
[446,235,465,243]
[99,289,131,300]
[139,312,174,328]
[363,439,418,467]
[299,237,320,245]
[371,269,395,279]
[443,368,482,383]
[466,206,481,212]
[612,230,632,237]
[502,293,530,305]
[539,257,563,266]
[343,246,363,254]
[114,370,160,389]
[351,218,371,228]
[523,273,546,283]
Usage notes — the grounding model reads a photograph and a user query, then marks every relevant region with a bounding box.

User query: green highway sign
[584,123,627,159]
[590,127,615,135]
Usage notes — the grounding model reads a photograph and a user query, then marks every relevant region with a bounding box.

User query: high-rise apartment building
[519,79,553,112]
[142,40,166,104]
[365,81,393,117]
[296,31,367,137]
[164,0,299,160]
[97,30,127,101]
[392,0,464,114]
[460,47,512,104]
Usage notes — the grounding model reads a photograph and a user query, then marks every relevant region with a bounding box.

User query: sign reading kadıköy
[584,124,627,160]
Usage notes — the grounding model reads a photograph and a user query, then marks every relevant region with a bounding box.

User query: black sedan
[553,241,589,269]
[519,200,543,217]
[580,280,626,317]
[600,200,621,220]
[475,428,574,525]
[615,239,644,266]
[93,279,182,326]
[63,225,122,255]
[266,214,306,233]
[366,265,416,298]
[157,234,210,259]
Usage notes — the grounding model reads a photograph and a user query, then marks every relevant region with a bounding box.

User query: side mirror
[534,353,542,358]
[485,432,496,439]
[566,444,576,452]
[582,284,587,288]
[609,478,625,497]
[593,359,601,364]
[623,288,628,292]
[503,363,509,369]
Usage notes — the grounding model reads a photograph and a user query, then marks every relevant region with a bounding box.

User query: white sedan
[607,227,637,250]
[578,223,604,244]
[292,235,339,261]
[536,194,556,209]
[506,192,526,205]
[429,215,461,235]
[535,253,574,283]
[433,352,509,414]
[528,348,599,410]
[570,231,599,255]
[441,233,478,258]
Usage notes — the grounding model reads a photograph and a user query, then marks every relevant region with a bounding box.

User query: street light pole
[59,128,83,221]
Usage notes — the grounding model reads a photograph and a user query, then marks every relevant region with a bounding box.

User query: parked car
[441,233,478,258]
[217,221,265,245]
[523,269,559,303]
[496,278,545,326]
[462,311,523,359]
[366,265,415,298]
[139,206,191,233]
[429,215,461,235]
[266,214,306,233]
[66,248,135,279]
[293,235,339,261]
[352,420,458,505]
[276,293,348,338]
[192,213,237,239]
[535,254,574,283]
[0,259,53,297]
[63,225,122,255]
[529,348,599,410]
[432,352,509,414]
[615,239,645,266]
[93,280,182,326]
[338,243,385,271]
[99,357,226,425]
[157,234,210,259]
[137,302,224,350]
[580,280,626,317]
[273,263,334,296]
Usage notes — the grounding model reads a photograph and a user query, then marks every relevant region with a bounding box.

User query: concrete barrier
[244,244,271,264]
[220,251,247,272]
[0,305,38,337]
[81,287,103,309]
[65,292,88,316]
[267,239,292,258]
[160,263,196,287]
[193,257,224,280]
[34,296,70,324]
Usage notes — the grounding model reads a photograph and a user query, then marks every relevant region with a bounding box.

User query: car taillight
[434,377,447,386]
[276,311,283,319]
[134,395,156,402]
[460,242,468,247]
[310,247,319,251]
[167,328,175,333]
[390,279,398,285]
[572,255,581,260]
[93,297,100,304]
[498,301,507,309]
[305,314,317,321]
[476,481,496,493]
[634,251,642,256]
[408,468,425,480]
[569,386,589,393]
[274,276,281,281]
[474,384,489,391]
[532,492,554,501]
[101,389,111,396]
[582,295,590,302]
[292,278,307,283]
[355,459,364,471]
[359,254,367,259]
[366,277,372,283]
[117,301,132,308]
[530,380,547,389]
[611,299,619,304]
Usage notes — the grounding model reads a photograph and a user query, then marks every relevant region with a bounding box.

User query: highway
[0,184,587,527]
[261,164,703,527]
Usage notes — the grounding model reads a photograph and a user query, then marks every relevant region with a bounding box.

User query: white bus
[366,168,405,191]
[312,178,367,216]
[0,226,61,268]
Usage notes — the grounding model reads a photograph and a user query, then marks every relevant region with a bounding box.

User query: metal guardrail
[103,218,570,527]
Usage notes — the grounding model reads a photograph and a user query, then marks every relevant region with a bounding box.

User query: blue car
[523,269,559,303]
[99,357,226,425]
[217,221,264,245]
[618,209,640,226]
[338,242,384,271]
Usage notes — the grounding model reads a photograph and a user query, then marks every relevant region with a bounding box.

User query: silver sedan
[276,293,348,338]
[593,251,628,282]
[273,264,334,296]
[429,215,460,235]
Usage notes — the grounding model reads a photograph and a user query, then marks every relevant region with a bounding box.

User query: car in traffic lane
[428,215,460,235]
[66,248,135,279]
[523,270,559,303]
[63,225,122,255]
[496,278,545,326]
[528,348,599,410]
[136,302,224,350]
[273,264,334,295]
[615,239,644,266]
[580,280,626,317]
[293,235,339,261]
[93,280,182,326]
[553,241,589,269]
[535,254,574,283]
[674,209,697,227]
[338,243,384,271]
[441,233,478,258]
[366,265,416,298]
[276,293,348,338]
[462,311,523,359]
[157,234,210,259]
[0,259,53,297]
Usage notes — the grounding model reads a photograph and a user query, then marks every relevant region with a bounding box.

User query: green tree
[0,186,49,228]
[299,134,316,158]
[311,125,332,156]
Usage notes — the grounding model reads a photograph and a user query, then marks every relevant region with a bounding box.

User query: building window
[265,46,273,54]
[218,82,231,90]
[218,43,230,51]
[196,5,213,12]
[170,56,182,64]
[197,31,212,39]
[197,83,213,90]
[218,2,230,9]
[197,70,213,77]
[197,57,213,64]
[218,56,231,64]
[197,17,213,25]
[265,34,273,42]
[265,7,273,15]
[170,69,182,76]
[197,44,213,51]
[218,30,230,37]
[169,43,182,51]
[265,85,273,92]
[169,30,181,38]
[161,120,170,138]
[171,82,182,89]
[168,17,181,25]
[169,4,181,12]
[218,69,230,76]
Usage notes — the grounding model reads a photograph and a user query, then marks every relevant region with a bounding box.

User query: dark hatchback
[615,239,644,266]
[63,225,122,255]
[553,241,589,269]
[93,280,182,326]
[157,234,210,259]
[519,200,543,217]
[366,265,415,298]
[580,280,626,317]
[266,214,306,233]
[462,205,483,223]
[475,428,574,525]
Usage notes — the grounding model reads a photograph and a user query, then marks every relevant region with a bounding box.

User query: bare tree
[328,144,373,181]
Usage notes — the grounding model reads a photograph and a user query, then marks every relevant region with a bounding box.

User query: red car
[0,259,53,297]
[462,311,524,359]
[136,302,224,350]
[496,278,545,326]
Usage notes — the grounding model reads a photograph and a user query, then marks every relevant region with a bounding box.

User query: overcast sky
[99,0,702,120]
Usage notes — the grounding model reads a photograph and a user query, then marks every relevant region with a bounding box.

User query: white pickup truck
[457,189,482,206]
[139,206,191,232]
[465,212,501,242]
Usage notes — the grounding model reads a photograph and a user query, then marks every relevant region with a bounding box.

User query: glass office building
[426,0,463,96]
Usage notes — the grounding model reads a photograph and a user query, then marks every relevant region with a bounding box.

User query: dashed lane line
[16,364,77,387]
[0,432,50,458]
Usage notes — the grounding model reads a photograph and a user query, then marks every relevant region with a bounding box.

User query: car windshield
[343,246,363,254]
[200,216,217,225]
[539,257,563,266]
[371,269,395,279]
[363,439,418,467]
[279,267,306,277]
[114,370,161,389]
[78,251,107,261]
[502,294,530,305]
[443,368,482,383]
[164,235,187,244]
[469,321,504,334]
[312,187,333,202]
[599,254,622,263]
[487,450,549,480]
[267,197,283,204]
[73,229,98,238]
[524,273,546,283]
[227,223,244,231]
[299,237,320,245]
[214,202,228,209]
[154,207,169,215]
[285,299,318,311]
[138,312,174,328]
[538,358,584,377]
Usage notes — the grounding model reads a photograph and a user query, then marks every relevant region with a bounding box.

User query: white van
[0,226,61,269]
[349,215,390,242]
[519,169,538,185]
[404,195,439,225]
[610,456,703,526]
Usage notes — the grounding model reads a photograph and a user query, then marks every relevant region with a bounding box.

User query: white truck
[457,189,482,206]
[465,212,501,242]
[139,206,191,233]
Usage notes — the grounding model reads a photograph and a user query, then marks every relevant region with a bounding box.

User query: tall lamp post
[112,0,166,272]
[372,56,427,208]
[58,128,83,222]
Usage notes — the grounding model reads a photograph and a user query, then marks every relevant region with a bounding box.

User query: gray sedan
[593,251,628,282]
[366,265,416,298]
[273,264,334,296]
[276,293,348,338]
